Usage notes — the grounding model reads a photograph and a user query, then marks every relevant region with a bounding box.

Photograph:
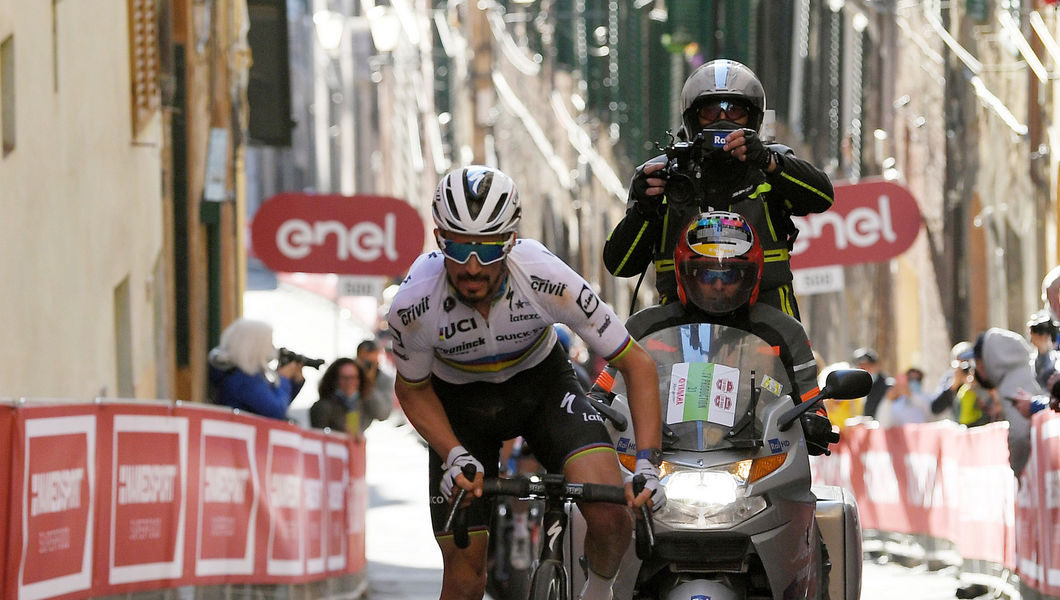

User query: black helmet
[680,59,766,138]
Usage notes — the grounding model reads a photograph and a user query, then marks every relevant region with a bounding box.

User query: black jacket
[603,146,833,306]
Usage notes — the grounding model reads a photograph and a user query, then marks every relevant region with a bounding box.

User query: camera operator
[603,59,834,320]
[207,318,310,421]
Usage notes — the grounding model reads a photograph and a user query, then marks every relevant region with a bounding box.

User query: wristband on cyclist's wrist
[636,447,662,467]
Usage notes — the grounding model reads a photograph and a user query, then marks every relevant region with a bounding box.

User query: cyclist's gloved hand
[801,412,839,456]
[629,160,667,220]
[739,128,775,172]
[628,458,666,512]
[441,445,484,501]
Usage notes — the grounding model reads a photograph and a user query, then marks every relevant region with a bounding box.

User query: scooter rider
[609,210,837,456]
[602,59,834,320]
[387,165,662,600]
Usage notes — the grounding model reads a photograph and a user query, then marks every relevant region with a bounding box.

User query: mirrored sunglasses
[698,100,749,123]
[437,235,513,265]
[694,268,744,285]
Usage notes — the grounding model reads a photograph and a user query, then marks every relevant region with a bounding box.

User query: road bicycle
[446,466,654,600]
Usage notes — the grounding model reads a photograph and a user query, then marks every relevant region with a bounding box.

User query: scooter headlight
[656,459,769,529]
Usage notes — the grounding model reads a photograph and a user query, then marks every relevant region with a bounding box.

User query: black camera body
[277,347,325,369]
[659,129,732,205]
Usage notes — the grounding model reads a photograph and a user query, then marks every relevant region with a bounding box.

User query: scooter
[568,321,870,600]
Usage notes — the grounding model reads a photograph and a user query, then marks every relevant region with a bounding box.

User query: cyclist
[387,165,662,600]
[603,59,834,319]
[604,211,835,456]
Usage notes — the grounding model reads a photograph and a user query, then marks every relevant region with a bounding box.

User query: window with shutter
[128,0,160,136]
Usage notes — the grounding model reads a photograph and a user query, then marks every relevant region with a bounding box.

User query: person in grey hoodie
[972,328,1050,477]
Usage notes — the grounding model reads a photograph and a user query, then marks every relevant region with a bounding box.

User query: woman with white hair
[207,318,305,420]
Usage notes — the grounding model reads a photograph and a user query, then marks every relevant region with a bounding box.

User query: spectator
[1027,310,1060,390]
[972,328,1049,477]
[207,318,305,420]
[356,338,395,422]
[310,358,358,433]
[852,347,893,419]
[878,367,930,426]
[929,342,972,421]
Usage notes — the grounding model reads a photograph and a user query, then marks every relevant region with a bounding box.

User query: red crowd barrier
[0,401,366,600]
[812,411,1060,595]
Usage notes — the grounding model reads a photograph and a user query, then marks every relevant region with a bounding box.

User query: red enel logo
[790,179,922,269]
[251,193,425,276]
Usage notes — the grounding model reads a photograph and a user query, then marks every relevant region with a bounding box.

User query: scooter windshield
[626,322,793,452]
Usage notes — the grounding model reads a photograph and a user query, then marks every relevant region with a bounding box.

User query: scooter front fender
[663,578,741,600]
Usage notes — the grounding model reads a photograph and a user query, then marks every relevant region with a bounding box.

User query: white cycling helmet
[432,166,521,235]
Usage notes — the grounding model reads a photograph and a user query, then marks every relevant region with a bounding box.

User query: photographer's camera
[277,347,325,369]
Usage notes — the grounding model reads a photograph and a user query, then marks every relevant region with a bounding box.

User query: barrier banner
[195,416,260,577]
[1020,414,1060,594]
[103,409,189,587]
[950,423,1014,567]
[325,441,350,571]
[1039,417,1060,596]
[2,402,366,600]
[302,438,326,575]
[813,420,1015,566]
[0,406,13,594]
[7,406,98,600]
[265,429,306,576]
[348,436,367,573]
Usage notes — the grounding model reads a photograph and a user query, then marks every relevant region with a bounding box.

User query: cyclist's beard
[451,269,504,304]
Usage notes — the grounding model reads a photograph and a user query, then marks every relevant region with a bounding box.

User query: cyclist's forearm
[612,343,662,451]
[395,379,462,458]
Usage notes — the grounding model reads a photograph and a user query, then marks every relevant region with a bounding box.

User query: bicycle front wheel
[528,559,569,600]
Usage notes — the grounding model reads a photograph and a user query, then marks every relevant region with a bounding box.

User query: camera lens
[665,173,696,204]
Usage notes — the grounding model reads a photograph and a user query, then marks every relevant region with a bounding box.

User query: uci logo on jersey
[440,317,478,340]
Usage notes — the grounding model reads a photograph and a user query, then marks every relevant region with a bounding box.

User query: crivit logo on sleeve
[251,193,425,276]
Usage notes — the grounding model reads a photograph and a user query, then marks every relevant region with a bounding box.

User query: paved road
[358,419,969,600]
[363,420,444,600]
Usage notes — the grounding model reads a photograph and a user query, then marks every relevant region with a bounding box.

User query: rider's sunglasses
[697,100,750,123]
[681,261,747,285]
[436,233,514,265]
[694,268,744,285]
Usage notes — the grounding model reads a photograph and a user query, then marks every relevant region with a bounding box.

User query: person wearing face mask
[311,357,391,437]
[878,367,930,427]
[603,59,834,319]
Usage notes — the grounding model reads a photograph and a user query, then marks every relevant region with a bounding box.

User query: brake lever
[442,463,478,548]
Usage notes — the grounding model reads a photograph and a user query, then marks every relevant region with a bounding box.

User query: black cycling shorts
[427,342,614,537]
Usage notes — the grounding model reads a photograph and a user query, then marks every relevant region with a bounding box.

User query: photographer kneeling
[603,59,834,321]
[208,318,319,421]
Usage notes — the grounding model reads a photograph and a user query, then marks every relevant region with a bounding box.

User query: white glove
[441,445,484,501]
[627,458,665,512]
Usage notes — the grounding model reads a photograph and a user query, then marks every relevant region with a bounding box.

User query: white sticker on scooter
[666,362,739,427]
[761,374,783,397]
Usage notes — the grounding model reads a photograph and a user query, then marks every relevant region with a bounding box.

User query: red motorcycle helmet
[674,211,764,314]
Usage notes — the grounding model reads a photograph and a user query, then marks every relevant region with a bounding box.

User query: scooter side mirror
[776,368,873,431]
[820,368,873,399]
